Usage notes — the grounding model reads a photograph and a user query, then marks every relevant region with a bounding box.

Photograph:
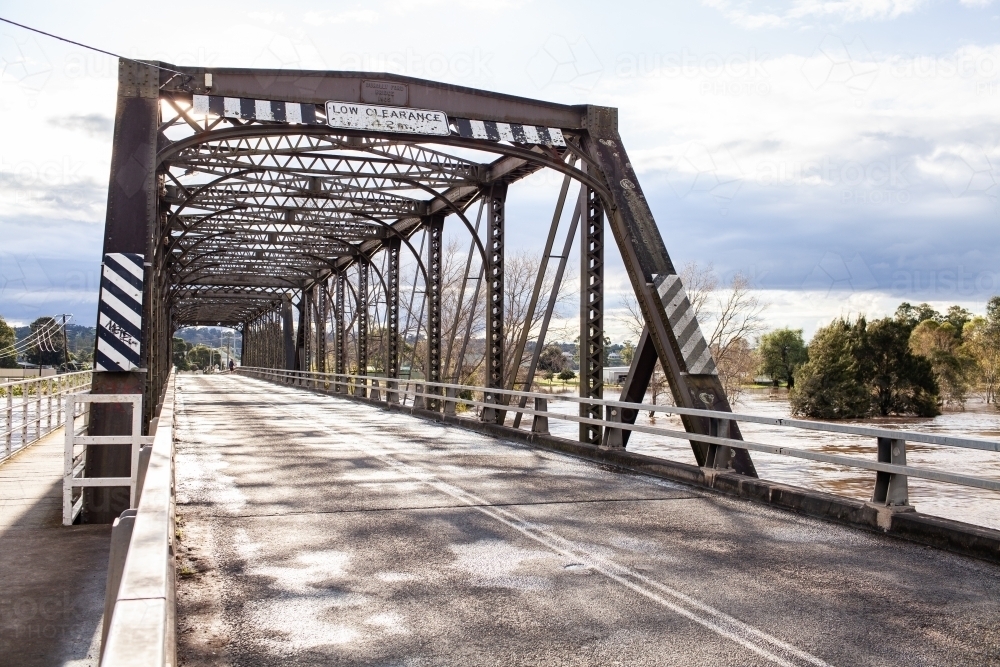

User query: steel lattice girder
[94,62,757,483]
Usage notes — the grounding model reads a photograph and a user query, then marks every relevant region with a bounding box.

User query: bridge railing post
[705,417,733,470]
[872,437,910,507]
[386,380,398,404]
[370,379,381,402]
[413,384,425,410]
[531,397,549,435]
[444,387,457,416]
[604,404,625,449]
[5,387,12,459]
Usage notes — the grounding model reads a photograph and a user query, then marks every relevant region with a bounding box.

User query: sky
[0,0,997,341]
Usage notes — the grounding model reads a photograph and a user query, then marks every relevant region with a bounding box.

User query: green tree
[0,316,17,369]
[895,302,941,328]
[757,328,808,388]
[790,319,870,419]
[620,340,636,366]
[860,318,939,417]
[537,344,567,374]
[963,296,1000,405]
[910,319,973,407]
[792,317,939,419]
[186,344,221,371]
[172,337,191,371]
[558,369,576,385]
[25,317,66,367]
[944,305,973,338]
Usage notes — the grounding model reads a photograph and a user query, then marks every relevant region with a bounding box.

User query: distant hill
[175,326,242,356]
[14,323,96,357]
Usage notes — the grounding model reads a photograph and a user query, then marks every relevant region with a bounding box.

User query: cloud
[591,40,1000,308]
[0,159,105,220]
[701,0,925,27]
[304,9,380,25]
[47,113,113,138]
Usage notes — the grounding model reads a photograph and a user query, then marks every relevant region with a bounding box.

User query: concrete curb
[269,379,1000,566]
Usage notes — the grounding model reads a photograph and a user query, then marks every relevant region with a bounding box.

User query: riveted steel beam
[580,182,604,445]
[424,215,444,410]
[356,260,369,396]
[386,238,401,380]
[482,183,507,424]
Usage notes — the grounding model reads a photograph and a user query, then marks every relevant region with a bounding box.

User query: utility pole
[61,314,69,371]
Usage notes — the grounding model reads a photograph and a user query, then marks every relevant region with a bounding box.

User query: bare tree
[622,261,718,336]
[501,250,570,387]
[398,241,568,391]
[399,238,489,383]
[619,264,767,406]
[706,273,766,404]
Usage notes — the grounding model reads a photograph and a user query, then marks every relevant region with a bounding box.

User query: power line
[0,316,73,360]
[0,16,186,76]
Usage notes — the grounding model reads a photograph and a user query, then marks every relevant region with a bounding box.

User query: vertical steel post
[580,185,605,445]
[386,238,401,380]
[86,59,159,523]
[335,270,346,390]
[295,290,308,372]
[424,215,444,410]
[282,297,295,370]
[315,283,327,373]
[483,183,507,424]
[357,261,369,396]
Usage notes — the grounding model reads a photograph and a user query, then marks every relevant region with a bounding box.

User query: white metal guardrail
[240,367,1000,507]
[0,370,92,463]
[100,369,176,667]
[63,394,153,525]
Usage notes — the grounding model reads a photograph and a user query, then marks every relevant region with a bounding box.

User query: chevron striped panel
[192,95,322,125]
[452,118,566,147]
[95,253,144,372]
[654,274,717,375]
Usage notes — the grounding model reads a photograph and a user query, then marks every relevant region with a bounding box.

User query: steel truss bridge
[87,60,758,521]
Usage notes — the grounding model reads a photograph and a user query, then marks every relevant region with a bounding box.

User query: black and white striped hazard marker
[452,118,565,147]
[95,253,144,372]
[655,274,717,376]
[193,94,322,125]
[191,94,566,147]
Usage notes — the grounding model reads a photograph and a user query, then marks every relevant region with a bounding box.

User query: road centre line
[241,380,833,667]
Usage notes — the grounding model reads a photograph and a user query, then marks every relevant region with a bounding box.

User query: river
[533,386,1000,532]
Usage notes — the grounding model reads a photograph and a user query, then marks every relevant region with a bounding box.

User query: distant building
[603,366,630,384]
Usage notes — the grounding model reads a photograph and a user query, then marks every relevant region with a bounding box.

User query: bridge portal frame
[88,60,756,521]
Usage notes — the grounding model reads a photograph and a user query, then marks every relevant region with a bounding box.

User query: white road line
[229,377,834,667]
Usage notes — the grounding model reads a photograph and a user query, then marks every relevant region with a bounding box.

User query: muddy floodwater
[535,387,1000,532]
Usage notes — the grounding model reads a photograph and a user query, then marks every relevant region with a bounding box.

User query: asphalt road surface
[174,374,1000,666]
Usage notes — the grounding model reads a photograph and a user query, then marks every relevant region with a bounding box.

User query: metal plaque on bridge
[361,80,408,106]
[324,101,450,136]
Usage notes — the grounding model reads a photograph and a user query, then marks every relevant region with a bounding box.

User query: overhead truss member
[88,62,756,521]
